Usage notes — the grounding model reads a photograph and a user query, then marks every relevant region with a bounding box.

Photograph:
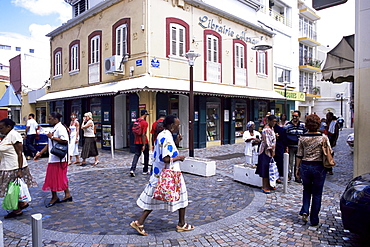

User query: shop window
[36,107,46,123]
[257,101,268,131]
[166,18,189,59]
[71,99,82,120]
[206,103,220,141]
[235,102,247,138]
[90,98,102,143]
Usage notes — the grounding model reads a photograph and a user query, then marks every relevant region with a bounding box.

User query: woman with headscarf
[0,118,36,218]
[130,115,194,235]
[242,121,261,166]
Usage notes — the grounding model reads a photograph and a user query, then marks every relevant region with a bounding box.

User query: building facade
[39,0,288,150]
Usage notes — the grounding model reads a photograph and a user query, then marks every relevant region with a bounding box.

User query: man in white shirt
[25,113,38,159]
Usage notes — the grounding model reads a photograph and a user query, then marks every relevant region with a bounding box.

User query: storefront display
[90,98,102,143]
[102,125,112,148]
[206,104,220,141]
[234,103,246,138]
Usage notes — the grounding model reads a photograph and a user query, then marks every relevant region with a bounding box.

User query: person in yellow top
[0,118,37,218]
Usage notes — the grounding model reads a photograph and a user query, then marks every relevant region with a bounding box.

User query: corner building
[39,0,284,151]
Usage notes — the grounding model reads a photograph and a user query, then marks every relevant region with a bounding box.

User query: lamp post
[185,50,200,157]
[283,81,289,116]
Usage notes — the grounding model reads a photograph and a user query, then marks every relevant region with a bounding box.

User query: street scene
[0,128,365,246]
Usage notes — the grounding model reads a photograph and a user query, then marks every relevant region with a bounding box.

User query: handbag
[50,140,68,159]
[322,137,336,168]
[2,179,20,210]
[18,178,32,203]
[269,157,279,187]
[153,160,182,202]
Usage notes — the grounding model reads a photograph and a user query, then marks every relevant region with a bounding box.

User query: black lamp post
[185,50,200,157]
[283,81,289,116]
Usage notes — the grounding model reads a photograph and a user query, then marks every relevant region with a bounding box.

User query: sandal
[176,223,194,232]
[261,189,271,194]
[130,221,148,236]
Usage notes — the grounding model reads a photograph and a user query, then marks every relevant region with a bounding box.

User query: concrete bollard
[0,220,3,247]
[283,153,289,193]
[110,135,114,159]
[31,213,42,247]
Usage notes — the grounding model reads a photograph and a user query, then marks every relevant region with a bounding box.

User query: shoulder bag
[153,159,182,202]
[322,137,336,168]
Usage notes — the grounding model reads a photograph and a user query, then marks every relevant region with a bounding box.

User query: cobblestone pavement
[1,128,366,246]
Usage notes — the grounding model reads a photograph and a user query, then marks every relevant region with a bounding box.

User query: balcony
[299,8,320,21]
[299,57,322,73]
[299,37,321,47]
[260,6,292,27]
[299,29,320,46]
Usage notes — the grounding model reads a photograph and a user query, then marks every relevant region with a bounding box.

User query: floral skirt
[0,166,37,197]
[42,162,69,192]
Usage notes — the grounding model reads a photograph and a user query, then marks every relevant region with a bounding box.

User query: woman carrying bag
[0,118,36,218]
[34,112,72,208]
[242,121,260,166]
[130,115,194,235]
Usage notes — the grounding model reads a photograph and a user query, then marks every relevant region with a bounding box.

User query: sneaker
[142,172,149,175]
[130,171,135,177]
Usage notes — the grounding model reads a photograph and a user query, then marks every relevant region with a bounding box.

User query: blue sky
[0,0,355,48]
[0,0,71,39]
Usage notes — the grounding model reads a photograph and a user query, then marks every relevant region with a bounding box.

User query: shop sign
[275,89,305,101]
[198,15,259,45]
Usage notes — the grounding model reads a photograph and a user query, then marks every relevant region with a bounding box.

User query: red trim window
[204,30,222,83]
[88,31,102,83]
[256,51,268,76]
[69,40,80,72]
[53,47,62,77]
[112,18,131,57]
[166,18,190,57]
[233,39,247,86]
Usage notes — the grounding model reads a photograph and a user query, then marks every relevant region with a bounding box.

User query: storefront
[274,89,306,121]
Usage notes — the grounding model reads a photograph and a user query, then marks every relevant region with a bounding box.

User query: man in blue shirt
[285,110,307,183]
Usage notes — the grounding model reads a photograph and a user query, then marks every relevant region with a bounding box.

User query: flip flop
[176,223,194,232]
[130,221,148,236]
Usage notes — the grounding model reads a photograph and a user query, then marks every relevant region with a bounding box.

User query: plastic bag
[269,158,279,187]
[2,180,20,210]
[18,178,32,202]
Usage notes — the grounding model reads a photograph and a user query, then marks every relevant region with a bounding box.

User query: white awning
[37,75,284,102]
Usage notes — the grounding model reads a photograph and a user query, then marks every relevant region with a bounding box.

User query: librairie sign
[198,15,260,45]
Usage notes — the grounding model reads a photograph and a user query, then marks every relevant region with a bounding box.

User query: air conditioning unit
[335,92,344,100]
[104,55,123,74]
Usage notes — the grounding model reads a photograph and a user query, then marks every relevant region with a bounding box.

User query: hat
[141,109,149,116]
[158,110,167,117]
[246,121,255,128]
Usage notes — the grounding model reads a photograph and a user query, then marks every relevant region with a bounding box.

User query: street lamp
[251,36,273,51]
[185,50,200,157]
[283,81,289,116]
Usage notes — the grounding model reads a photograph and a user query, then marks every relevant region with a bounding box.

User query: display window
[90,98,102,142]
[206,102,220,141]
[258,101,268,131]
[235,102,247,138]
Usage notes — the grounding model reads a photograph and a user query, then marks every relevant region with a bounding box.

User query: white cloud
[11,0,71,23]
[29,23,55,39]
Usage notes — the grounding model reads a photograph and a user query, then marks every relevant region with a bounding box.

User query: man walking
[150,110,166,148]
[25,113,38,160]
[130,109,150,177]
[285,110,306,183]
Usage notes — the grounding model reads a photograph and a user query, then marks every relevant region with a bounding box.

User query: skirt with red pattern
[42,162,69,192]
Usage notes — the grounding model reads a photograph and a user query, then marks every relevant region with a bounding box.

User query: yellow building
[39,0,284,150]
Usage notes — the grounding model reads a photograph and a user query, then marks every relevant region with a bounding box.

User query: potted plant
[312,86,320,95]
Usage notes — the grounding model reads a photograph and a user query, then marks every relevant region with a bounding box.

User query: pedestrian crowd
[0,108,341,233]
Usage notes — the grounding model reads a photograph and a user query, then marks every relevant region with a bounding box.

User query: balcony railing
[299,57,323,68]
[260,7,292,27]
[299,28,317,41]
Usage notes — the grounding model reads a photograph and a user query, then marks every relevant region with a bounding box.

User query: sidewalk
[1,128,365,246]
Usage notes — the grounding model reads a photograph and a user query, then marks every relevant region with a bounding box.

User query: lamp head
[251,37,272,51]
[184,50,201,66]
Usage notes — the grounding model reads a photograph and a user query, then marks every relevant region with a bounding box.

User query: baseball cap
[158,110,167,117]
[141,109,149,115]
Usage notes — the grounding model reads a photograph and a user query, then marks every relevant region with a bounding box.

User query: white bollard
[110,135,114,159]
[0,220,3,247]
[31,213,42,247]
[283,153,289,193]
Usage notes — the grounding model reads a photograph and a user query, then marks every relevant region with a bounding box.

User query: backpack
[155,120,165,134]
[132,119,143,136]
